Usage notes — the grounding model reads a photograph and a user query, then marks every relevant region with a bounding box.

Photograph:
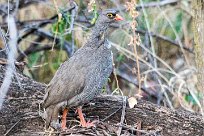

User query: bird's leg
[61,108,68,130]
[77,107,86,127]
[77,107,95,128]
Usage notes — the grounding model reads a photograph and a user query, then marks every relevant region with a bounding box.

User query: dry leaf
[128,97,137,108]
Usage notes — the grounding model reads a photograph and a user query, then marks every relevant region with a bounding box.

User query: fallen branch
[0,65,203,135]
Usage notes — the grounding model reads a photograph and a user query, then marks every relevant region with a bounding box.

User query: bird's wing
[82,60,112,104]
[67,49,113,107]
[43,47,94,108]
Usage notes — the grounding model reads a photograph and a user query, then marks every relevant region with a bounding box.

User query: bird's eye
[106,13,115,18]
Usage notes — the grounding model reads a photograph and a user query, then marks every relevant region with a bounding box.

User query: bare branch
[0,16,18,109]
[0,0,48,15]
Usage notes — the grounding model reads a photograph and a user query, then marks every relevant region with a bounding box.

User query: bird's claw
[81,120,98,128]
[61,126,67,131]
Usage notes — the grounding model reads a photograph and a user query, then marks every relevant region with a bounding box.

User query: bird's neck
[85,23,109,48]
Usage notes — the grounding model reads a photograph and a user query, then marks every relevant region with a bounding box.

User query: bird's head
[87,9,123,46]
[96,9,123,25]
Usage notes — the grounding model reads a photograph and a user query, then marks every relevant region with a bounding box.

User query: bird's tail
[44,106,55,128]
[38,101,54,128]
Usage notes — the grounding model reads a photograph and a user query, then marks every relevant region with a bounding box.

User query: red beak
[114,14,123,21]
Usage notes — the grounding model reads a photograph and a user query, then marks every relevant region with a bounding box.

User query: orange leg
[61,108,68,130]
[77,107,95,128]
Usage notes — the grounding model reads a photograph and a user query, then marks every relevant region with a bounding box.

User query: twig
[0,58,7,65]
[113,124,149,134]
[4,120,20,136]
[136,120,141,136]
[111,41,123,95]
[0,58,26,69]
[116,96,127,136]
[101,107,121,122]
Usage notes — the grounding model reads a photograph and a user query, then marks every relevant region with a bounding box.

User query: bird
[42,9,123,130]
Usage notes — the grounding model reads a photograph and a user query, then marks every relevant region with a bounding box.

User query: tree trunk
[0,65,204,136]
[192,0,204,109]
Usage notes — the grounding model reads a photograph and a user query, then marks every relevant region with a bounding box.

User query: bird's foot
[77,107,98,128]
[50,121,61,130]
[61,126,67,131]
[81,120,98,128]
